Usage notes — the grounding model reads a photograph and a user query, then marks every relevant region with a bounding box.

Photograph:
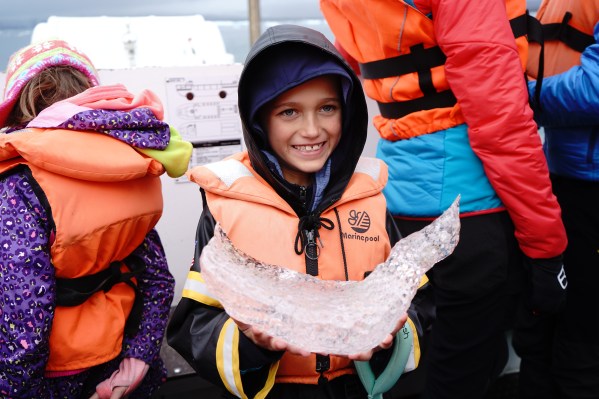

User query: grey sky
[0,0,541,27]
[0,0,323,26]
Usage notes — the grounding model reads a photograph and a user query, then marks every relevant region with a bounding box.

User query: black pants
[396,211,524,399]
[513,175,599,399]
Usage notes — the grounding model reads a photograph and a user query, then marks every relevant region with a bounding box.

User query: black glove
[524,255,568,315]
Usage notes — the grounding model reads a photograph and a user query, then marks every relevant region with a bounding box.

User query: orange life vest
[527,0,598,78]
[321,0,531,141]
[190,152,391,384]
[0,128,164,371]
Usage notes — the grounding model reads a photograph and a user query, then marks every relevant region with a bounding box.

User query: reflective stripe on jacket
[186,152,393,387]
[0,128,163,371]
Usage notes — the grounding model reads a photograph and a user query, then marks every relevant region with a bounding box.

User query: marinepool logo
[349,209,370,233]
[343,209,380,242]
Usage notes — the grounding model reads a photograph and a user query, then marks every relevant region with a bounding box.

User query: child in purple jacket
[0,40,191,399]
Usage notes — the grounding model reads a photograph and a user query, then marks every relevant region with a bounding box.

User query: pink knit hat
[0,40,100,127]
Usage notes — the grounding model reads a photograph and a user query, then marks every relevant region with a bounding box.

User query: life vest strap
[377,90,457,120]
[521,11,546,112]
[55,254,146,335]
[542,12,595,53]
[510,13,541,40]
[359,45,446,80]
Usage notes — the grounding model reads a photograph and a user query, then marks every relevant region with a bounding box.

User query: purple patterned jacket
[0,86,180,398]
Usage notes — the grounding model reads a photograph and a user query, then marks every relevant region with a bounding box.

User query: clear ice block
[200,196,460,355]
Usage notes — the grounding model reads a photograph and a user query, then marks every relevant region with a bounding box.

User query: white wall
[0,66,382,304]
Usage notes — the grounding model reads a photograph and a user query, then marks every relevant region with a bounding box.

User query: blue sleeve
[121,229,175,364]
[530,22,599,127]
[0,171,55,398]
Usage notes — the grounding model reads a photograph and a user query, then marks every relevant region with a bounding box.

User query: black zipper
[304,229,319,277]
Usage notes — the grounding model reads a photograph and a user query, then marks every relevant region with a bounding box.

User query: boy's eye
[321,104,338,113]
[279,108,296,117]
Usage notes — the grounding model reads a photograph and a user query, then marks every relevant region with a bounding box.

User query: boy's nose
[301,114,320,137]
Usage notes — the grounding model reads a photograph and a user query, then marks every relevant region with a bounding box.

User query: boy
[167,24,433,399]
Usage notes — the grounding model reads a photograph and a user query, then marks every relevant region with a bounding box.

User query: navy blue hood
[245,43,353,149]
[237,24,368,215]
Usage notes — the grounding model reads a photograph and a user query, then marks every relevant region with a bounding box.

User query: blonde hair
[5,66,92,128]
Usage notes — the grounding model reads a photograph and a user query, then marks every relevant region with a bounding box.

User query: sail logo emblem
[348,210,370,233]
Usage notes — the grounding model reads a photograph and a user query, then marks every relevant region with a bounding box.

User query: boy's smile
[263,75,342,187]
[292,142,325,152]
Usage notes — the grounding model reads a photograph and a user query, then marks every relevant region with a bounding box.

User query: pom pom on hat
[0,40,99,127]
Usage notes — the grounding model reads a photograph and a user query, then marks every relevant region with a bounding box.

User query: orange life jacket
[321,0,531,141]
[527,0,598,78]
[0,128,164,371]
[190,152,391,384]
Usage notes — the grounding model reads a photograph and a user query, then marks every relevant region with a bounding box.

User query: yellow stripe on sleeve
[181,270,223,308]
[215,319,280,399]
[216,319,247,398]
[254,362,279,399]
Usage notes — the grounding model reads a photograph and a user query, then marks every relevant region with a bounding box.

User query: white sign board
[164,73,243,178]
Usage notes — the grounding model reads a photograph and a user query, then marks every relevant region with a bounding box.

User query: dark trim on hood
[237,24,368,216]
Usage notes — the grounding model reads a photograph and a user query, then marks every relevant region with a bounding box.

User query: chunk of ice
[200,197,460,355]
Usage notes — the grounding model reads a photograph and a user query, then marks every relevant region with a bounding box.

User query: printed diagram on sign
[165,74,243,181]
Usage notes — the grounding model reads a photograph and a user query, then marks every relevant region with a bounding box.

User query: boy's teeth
[296,143,322,151]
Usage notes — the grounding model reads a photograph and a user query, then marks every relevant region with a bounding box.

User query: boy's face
[263,75,342,187]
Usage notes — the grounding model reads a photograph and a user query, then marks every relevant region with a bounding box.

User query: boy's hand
[347,313,408,361]
[235,319,311,357]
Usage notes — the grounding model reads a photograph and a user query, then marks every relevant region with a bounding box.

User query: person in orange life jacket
[0,40,192,399]
[166,24,435,399]
[319,0,568,398]
[511,2,599,398]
